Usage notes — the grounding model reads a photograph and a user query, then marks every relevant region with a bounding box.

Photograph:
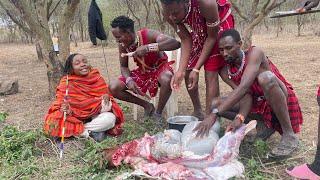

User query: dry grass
[0,32,319,179]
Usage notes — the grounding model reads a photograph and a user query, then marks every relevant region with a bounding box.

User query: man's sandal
[268,139,298,159]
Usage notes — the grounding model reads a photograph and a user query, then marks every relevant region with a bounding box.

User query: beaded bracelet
[147,43,159,52]
[235,114,245,123]
[206,20,220,28]
[125,77,133,85]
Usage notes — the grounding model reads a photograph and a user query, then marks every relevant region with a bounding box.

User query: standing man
[194,29,303,159]
[109,16,180,120]
[160,0,234,119]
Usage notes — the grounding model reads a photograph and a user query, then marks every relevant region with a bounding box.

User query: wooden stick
[121,52,135,57]
[270,9,320,18]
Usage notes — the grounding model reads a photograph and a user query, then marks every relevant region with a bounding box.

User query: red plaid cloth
[119,28,173,97]
[318,85,320,97]
[119,61,174,97]
[228,47,303,134]
[182,0,234,71]
[44,69,125,137]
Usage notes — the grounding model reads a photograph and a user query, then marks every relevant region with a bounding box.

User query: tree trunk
[78,3,84,42]
[276,18,282,38]
[242,26,254,50]
[39,38,64,98]
[79,21,84,42]
[296,15,303,36]
[230,0,286,49]
[39,31,64,97]
[58,0,80,63]
[35,41,44,62]
[71,30,78,47]
[51,23,56,35]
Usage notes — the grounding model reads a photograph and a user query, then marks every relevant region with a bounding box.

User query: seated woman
[44,53,124,142]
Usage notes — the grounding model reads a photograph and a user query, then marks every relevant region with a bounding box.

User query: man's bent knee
[109,79,125,94]
[257,71,278,91]
[159,71,173,87]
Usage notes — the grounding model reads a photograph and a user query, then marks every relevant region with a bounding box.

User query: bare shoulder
[147,29,162,37]
[247,47,265,63]
[198,0,218,20]
[250,46,264,56]
[198,0,217,7]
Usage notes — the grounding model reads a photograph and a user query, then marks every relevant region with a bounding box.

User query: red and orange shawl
[44,69,124,137]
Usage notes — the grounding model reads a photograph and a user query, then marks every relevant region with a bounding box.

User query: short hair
[160,0,186,4]
[110,16,134,33]
[220,29,241,42]
[64,53,79,75]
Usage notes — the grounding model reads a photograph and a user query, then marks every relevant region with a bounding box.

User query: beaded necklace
[227,50,245,79]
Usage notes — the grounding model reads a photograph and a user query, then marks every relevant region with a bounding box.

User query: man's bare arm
[119,45,131,79]
[295,0,320,11]
[217,48,264,113]
[192,0,220,70]
[147,29,181,51]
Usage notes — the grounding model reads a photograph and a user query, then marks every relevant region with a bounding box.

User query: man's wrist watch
[212,108,219,114]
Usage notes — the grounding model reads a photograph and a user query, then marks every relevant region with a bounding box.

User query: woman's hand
[101,95,112,112]
[60,101,72,115]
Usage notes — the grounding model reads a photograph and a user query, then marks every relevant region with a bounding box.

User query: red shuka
[44,69,124,137]
[228,47,303,134]
[119,28,174,97]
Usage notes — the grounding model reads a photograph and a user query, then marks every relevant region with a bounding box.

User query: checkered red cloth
[119,28,174,97]
[182,0,234,71]
[228,47,303,134]
[317,85,320,97]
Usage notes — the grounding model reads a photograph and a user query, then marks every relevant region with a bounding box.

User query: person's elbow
[174,41,181,50]
[308,1,320,10]
[238,84,251,96]
[120,66,129,73]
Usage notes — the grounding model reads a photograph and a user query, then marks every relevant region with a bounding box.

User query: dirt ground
[0,33,319,179]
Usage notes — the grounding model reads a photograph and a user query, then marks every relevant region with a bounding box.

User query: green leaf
[0,112,8,122]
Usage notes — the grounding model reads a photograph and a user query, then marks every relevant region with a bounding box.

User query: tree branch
[0,1,32,35]
[48,0,63,20]
[58,0,80,62]
[46,0,52,20]
[125,0,141,28]
[9,0,42,36]
[153,0,162,23]
[251,0,259,18]
[230,0,248,21]
[141,0,151,26]
[267,0,286,11]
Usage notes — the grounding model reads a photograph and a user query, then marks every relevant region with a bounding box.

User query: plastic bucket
[167,116,199,132]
